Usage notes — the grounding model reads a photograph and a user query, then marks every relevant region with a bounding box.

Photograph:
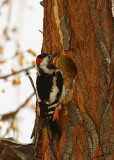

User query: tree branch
[27,72,36,94]
[0,65,34,79]
[0,93,35,121]
[0,138,33,159]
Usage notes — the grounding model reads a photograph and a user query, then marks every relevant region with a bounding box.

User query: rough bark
[0,0,113,160]
[33,0,114,160]
[0,138,33,160]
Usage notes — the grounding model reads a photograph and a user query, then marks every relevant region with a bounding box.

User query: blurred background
[0,0,43,143]
[0,0,113,144]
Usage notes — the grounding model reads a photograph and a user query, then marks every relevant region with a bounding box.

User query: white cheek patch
[40,57,56,74]
[49,76,59,103]
[40,57,48,67]
[35,63,39,72]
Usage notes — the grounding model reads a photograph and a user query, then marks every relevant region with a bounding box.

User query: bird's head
[35,53,58,71]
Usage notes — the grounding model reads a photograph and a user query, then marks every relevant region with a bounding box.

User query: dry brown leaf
[2,89,5,93]
[0,46,3,54]
[32,60,35,66]
[3,28,8,36]
[0,59,5,64]
[26,61,29,64]
[27,49,37,56]
[11,123,18,131]
[12,27,17,32]
[3,0,9,4]
[3,28,10,40]
[12,77,21,85]
[0,121,3,129]
[6,36,10,41]
[15,50,20,55]
[16,43,20,49]
[19,53,25,66]
[11,68,17,74]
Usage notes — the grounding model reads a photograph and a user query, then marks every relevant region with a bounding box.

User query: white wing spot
[48,111,54,115]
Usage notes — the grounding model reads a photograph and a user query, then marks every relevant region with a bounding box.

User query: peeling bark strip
[62,101,99,159]
[53,0,71,51]
[82,113,99,158]
[67,101,83,125]
[54,0,63,47]
[60,16,71,50]
[62,101,83,160]
[48,143,57,160]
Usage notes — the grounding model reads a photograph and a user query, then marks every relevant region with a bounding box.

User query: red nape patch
[36,58,43,65]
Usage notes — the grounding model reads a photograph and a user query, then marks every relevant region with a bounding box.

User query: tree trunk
[33,0,114,159]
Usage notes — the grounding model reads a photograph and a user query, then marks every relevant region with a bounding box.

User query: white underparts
[59,85,66,103]
[49,76,59,103]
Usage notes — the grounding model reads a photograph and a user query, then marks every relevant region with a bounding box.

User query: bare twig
[15,92,35,113]
[46,125,57,160]
[0,93,35,137]
[0,65,34,79]
[2,119,14,137]
[26,72,42,158]
[0,93,35,121]
[0,53,18,64]
[26,72,39,110]
[39,30,43,34]
[27,72,36,94]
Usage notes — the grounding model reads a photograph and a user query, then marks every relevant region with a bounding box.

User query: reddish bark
[34,0,114,159]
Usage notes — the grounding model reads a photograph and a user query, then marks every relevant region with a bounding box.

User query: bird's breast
[48,76,59,104]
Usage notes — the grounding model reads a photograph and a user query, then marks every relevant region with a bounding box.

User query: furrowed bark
[33,0,114,159]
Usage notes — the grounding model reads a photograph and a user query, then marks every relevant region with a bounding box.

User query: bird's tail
[48,118,61,140]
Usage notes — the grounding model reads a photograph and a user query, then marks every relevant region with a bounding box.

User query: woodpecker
[35,53,65,138]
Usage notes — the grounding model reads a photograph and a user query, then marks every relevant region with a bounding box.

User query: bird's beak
[50,53,59,60]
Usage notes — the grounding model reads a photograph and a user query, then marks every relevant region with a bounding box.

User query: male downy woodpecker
[35,53,65,137]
